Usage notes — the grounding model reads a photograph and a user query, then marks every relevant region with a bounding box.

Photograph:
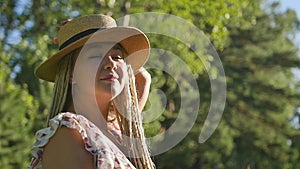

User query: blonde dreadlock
[113,65,155,169]
[47,51,74,125]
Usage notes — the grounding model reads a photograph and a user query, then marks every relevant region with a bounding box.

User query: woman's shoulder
[33,112,97,148]
[30,113,95,169]
[30,112,136,169]
[41,125,94,169]
[33,112,122,154]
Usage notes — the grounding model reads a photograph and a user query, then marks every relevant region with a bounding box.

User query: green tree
[0,46,39,168]
[151,1,300,169]
[223,1,300,167]
[219,1,300,168]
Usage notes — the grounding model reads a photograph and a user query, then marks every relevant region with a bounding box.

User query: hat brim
[35,27,150,82]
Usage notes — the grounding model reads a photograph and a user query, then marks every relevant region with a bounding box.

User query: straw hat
[35,14,150,82]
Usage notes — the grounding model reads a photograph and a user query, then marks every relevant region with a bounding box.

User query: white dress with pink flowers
[29,112,135,169]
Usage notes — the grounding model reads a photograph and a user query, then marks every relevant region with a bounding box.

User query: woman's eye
[112,55,124,61]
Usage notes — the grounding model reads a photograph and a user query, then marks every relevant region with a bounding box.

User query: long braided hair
[113,65,155,169]
[47,47,155,168]
[47,50,73,124]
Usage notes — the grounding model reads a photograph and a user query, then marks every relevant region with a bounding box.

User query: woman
[29,14,154,169]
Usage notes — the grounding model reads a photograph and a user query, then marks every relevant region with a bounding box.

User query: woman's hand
[135,67,151,111]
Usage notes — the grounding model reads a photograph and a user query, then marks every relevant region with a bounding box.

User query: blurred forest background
[1,0,300,168]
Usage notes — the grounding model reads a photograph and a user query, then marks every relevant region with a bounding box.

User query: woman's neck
[97,99,110,121]
[66,101,110,121]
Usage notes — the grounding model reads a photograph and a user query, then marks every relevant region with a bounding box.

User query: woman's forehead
[71,42,127,64]
[83,42,117,51]
[82,42,126,51]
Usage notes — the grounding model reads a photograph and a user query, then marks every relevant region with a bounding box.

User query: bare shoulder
[42,126,93,169]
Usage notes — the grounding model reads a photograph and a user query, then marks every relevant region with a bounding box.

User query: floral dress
[29,112,135,169]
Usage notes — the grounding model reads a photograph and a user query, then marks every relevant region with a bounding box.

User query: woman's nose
[103,56,117,70]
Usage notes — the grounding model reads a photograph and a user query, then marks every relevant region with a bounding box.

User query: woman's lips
[100,74,118,81]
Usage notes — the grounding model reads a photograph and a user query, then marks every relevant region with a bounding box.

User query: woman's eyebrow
[83,42,117,51]
[112,44,128,55]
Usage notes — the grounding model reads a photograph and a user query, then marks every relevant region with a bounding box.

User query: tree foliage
[0,0,299,168]
[0,47,38,168]
[220,2,300,168]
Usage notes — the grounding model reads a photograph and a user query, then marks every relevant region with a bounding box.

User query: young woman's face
[95,45,127,99]
[73,43,128,100]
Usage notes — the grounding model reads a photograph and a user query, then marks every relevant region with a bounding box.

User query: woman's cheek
[119,63,128,85]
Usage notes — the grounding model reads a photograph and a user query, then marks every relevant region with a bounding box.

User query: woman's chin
[95,84,123,99]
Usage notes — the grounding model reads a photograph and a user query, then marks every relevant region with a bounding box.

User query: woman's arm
[135,67,151,111]
[42,127,94,169]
